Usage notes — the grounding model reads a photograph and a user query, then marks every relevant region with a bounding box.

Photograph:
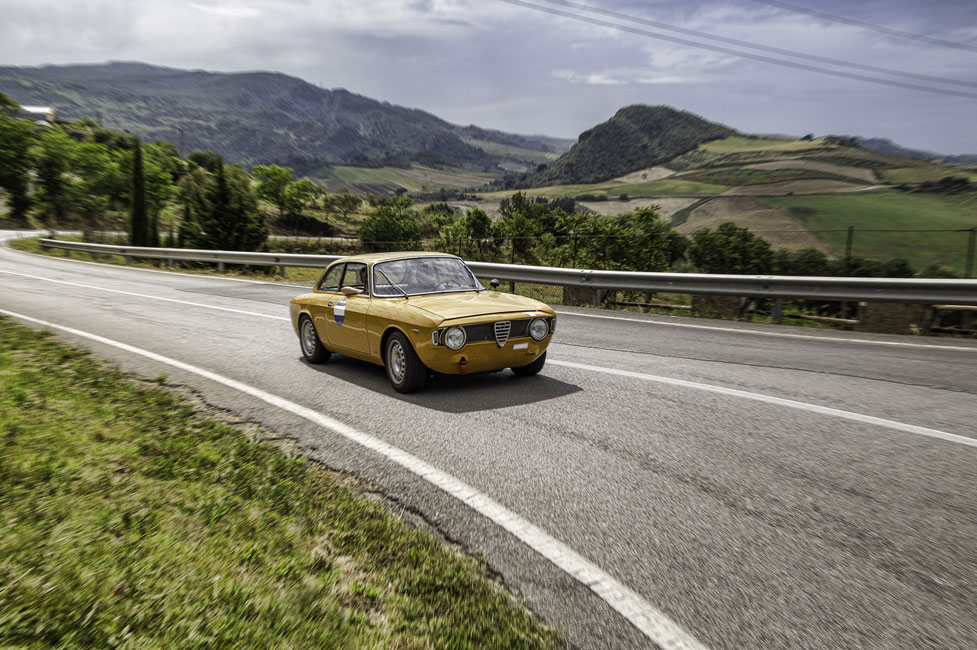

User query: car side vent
[494,320,511,348]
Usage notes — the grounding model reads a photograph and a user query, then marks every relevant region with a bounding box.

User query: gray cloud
[2,0,976,153]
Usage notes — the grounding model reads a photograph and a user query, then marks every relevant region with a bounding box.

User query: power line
[534,0,977,89]
[750,0,977,54]
[496,0,977,99]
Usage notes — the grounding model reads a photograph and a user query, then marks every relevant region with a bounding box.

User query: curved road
[2,231,976,650]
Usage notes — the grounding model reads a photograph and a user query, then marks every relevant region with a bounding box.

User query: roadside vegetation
[0,317,563,649]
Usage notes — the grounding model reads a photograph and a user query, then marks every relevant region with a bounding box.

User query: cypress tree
[129,136,148,246]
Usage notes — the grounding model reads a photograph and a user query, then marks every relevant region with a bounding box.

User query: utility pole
[965,227,976,279]
[843,226,855,274]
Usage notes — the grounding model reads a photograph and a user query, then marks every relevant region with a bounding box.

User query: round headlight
[529,318,548,341]
[443,326,466,350]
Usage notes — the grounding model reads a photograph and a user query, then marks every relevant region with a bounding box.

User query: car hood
[406,291,551,321]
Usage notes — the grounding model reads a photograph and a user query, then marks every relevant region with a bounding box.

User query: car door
[319,262,371,355]
[307,262,344,346]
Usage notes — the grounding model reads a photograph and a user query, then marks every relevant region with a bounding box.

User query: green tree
[252,164,294,218]
[187,150,223,173]
[33,129,75,228]
[326,189,361,221]
[285,179,322,215]
[179,158,268,251]
[359,204,421,252]
[129,137,149,246]
[687,222,773,274]
[0,91,19,116]
[70,141,122,236]
[0,114,35,224]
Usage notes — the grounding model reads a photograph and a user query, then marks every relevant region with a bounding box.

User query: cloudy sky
[3,0,977,153]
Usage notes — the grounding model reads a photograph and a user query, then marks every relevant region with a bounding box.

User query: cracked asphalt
[2,231,977,650]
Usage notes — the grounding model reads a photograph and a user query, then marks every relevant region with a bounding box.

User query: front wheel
[511,351,546,377]
[299,315,331,364]
[385,332,427,393]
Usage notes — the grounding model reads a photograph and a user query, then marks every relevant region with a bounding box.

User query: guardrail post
[166,258,174,268]
[965,227,976,279]
[772,298,783,324]
[217,261,225,273]
[592,288,602,306]
[843,226,855,274]
[279,265,286,277]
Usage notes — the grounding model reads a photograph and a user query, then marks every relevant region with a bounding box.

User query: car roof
[332,251,462,265]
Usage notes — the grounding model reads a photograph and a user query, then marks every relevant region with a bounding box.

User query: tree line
[1,92,950,278]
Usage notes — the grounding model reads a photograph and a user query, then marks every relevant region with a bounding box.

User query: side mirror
[340,286,364,296]
[490,279,501,289]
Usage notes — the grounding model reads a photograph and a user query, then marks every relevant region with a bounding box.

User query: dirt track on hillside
[674,197,832,252]
[577,197,697,219]
[722,179,866,196]
[742,159,877,183]
[612,166,675,183]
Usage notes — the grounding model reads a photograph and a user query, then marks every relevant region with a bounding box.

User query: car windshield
[373,257,483,297]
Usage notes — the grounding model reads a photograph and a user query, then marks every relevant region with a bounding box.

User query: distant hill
[525,105,737,187]
[0,62,572,174]
[852,137,977,165]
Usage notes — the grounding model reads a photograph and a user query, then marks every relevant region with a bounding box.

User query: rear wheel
[299,315,331,364]
[385,332,427,393]
[511,351,546,377]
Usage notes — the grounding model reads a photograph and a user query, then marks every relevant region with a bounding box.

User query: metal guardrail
[38,239,977,306]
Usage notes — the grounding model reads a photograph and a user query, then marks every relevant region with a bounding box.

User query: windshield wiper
[376,267,409,300]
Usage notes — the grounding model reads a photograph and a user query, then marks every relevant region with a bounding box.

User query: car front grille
[459,319,532,346]
[494,320,511,347]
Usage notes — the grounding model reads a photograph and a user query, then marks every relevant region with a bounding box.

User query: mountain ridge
[523,105,738,187]
[0,61,574,174]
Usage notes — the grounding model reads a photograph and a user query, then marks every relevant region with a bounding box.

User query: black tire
[511,351,546,377]
[299,315,331,364]
[385,331,427,393]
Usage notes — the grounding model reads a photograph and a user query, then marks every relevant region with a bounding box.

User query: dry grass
[674,197,832,253]
[742,160,878,183]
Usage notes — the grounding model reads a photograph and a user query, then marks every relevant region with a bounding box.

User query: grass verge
[0,318,563,649]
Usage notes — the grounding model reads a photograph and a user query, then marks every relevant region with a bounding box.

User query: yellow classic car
[289,252,557,392]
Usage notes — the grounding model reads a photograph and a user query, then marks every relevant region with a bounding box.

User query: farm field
[464,138,560,164]
[880,164,977,184]
[699,135,832,153]
[318,165,496,193]
[755,191,977,274]
[478,177,726,200]
[675,197,832,253]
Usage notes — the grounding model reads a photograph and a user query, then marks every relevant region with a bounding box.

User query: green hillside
[318,165,496,193]
[755,192,977,274]
[0,62,563,175]
[523,105,736,187]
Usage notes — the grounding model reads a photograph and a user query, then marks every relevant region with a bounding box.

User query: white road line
[7,268,972,447]
[9,238,975,353]
[554,310,977,352]
[0,238,311,288]
[550,359,977,449]
[0,269,291,321]
[0,307,707,650]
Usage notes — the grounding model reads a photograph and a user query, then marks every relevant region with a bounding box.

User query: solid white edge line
[0,269,291,322]
[554,310,977,352]
[0,307,708,650]
[7,268,970,447]
[8,234,975,353]
[0,234,311,289]
[550,359,977,449]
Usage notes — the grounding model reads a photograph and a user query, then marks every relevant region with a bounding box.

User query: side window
[317,264,344,292]
[341,263,368,293]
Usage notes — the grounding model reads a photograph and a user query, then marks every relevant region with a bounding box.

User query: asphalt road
[3,231,977,650]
